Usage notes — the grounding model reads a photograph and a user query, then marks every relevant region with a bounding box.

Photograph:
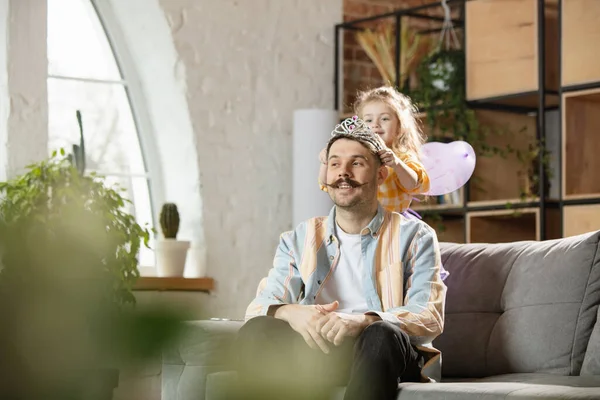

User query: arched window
[47,0,155,267]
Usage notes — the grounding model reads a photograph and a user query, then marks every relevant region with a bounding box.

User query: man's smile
[337,182,354,190]
[330,178,363,190]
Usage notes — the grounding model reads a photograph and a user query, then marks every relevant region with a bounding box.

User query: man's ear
[377,164,388,185]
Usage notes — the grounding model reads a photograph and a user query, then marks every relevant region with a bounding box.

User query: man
[235,117,447,400]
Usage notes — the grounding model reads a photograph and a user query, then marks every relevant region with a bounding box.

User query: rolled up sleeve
[245,231,303,321]
[394,157,430,195]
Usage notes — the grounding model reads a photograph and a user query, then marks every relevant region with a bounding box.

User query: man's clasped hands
[273,301,380,354]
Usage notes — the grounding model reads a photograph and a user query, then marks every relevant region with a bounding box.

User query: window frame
[46,0,208,277]
[47,0,167,268]
[91,0,166,227]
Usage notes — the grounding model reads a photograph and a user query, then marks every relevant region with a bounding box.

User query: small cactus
[160,203,180,239]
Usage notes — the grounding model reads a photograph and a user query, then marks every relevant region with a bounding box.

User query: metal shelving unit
[334,0,600,243]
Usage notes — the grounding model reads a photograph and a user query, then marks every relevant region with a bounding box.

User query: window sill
[133,277,214,292]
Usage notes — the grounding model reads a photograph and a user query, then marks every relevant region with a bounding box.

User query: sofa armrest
[162,319,244,400]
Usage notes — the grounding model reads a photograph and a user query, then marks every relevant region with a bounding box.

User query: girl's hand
[318,148,328,190]
[378,148,400,168]
[319,147,328,165]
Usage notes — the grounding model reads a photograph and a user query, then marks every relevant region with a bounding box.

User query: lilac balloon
[420,141,476,196]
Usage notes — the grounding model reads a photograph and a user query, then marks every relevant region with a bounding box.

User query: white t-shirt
[317,224,369,314]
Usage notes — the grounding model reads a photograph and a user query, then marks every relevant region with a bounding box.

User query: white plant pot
[155,239,190,277]
[185,246,207,278]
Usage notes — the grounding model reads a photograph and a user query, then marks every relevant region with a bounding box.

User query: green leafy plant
[0,111,190,399]
[0,167,187,399]
[410,49,510,157]
[516,140,553,200]
[0,150,151,306]
[409,48,552,203]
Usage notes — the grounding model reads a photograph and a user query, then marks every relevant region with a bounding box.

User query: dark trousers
[232,316,424,400]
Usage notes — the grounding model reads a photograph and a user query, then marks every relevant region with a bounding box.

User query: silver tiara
[331,115,371,136]
[331,115,385,152]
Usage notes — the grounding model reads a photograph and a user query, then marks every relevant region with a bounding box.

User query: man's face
[326,138,386,209]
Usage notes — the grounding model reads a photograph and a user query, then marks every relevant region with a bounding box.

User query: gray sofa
[162,230,600,399]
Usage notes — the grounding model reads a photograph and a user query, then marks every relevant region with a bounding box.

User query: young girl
[319,86,430,214]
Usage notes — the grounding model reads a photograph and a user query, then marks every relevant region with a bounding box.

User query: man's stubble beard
[331,177,379,213]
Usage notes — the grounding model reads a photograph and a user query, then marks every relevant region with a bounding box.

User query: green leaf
[0,154,150,309]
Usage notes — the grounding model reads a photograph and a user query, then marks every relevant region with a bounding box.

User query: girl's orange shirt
[378,154,430,213]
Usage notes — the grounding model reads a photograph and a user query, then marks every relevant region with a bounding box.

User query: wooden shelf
[466,0,558,101]
[562,89,600,198]
[467,197,539,209]
[468,110,538,204]
[412,203,463,213]
[563,204,600,238]
[467,92,559,110]
[563,194,600,202]
[545,208,562,240]
[419,110,462,143]
[424,215,466,244]
[467,208,540,243]
[133,277,214,292]
[562,0,600,86]
[413,188,464,211]
[335,1,600,245]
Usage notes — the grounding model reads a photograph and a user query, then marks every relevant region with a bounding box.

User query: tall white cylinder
[292,109,337,228]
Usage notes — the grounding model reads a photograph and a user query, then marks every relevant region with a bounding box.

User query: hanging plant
[411,48,465,107]
[516,140,553,200]
[410,49,511,164]
[409,47,551,201]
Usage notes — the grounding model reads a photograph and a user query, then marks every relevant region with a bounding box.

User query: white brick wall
[0,0,48,180]
[2,2,341,398]
[3,0,341,322]
[159,0,342,318]
[0,0,8,180]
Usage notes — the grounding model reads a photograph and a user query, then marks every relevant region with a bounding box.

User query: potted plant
[0,151,174,399]
[0,151,151,305]
[155,203,190,277]
[0,112,184,399]
[355,20,434,90]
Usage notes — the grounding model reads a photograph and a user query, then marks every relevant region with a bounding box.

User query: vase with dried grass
[355,19,435,90]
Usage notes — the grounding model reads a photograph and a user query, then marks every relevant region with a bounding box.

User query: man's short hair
[326,131,386,166]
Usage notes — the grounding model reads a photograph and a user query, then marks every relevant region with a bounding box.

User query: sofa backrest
[581,305,600,376]
[433,230,600,378]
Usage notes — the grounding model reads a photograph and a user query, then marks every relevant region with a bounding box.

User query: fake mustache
[325,178,368,189]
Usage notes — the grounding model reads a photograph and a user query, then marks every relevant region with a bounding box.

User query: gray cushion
[396,379,600,400]
[205,371,238,400]
[581,306,600,375]
[476,373,600,386]
[434,230,600,378]
[206,371,349,400]
[162,320,243,366]
[330,374,600,400]
[162,320,243,400]
[208,372,600,400]
[396,374,600,399]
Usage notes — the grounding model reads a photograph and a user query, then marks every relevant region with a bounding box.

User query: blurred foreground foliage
[0,153,191,400]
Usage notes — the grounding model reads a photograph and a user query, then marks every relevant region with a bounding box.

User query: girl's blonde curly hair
[353,86,426,158]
